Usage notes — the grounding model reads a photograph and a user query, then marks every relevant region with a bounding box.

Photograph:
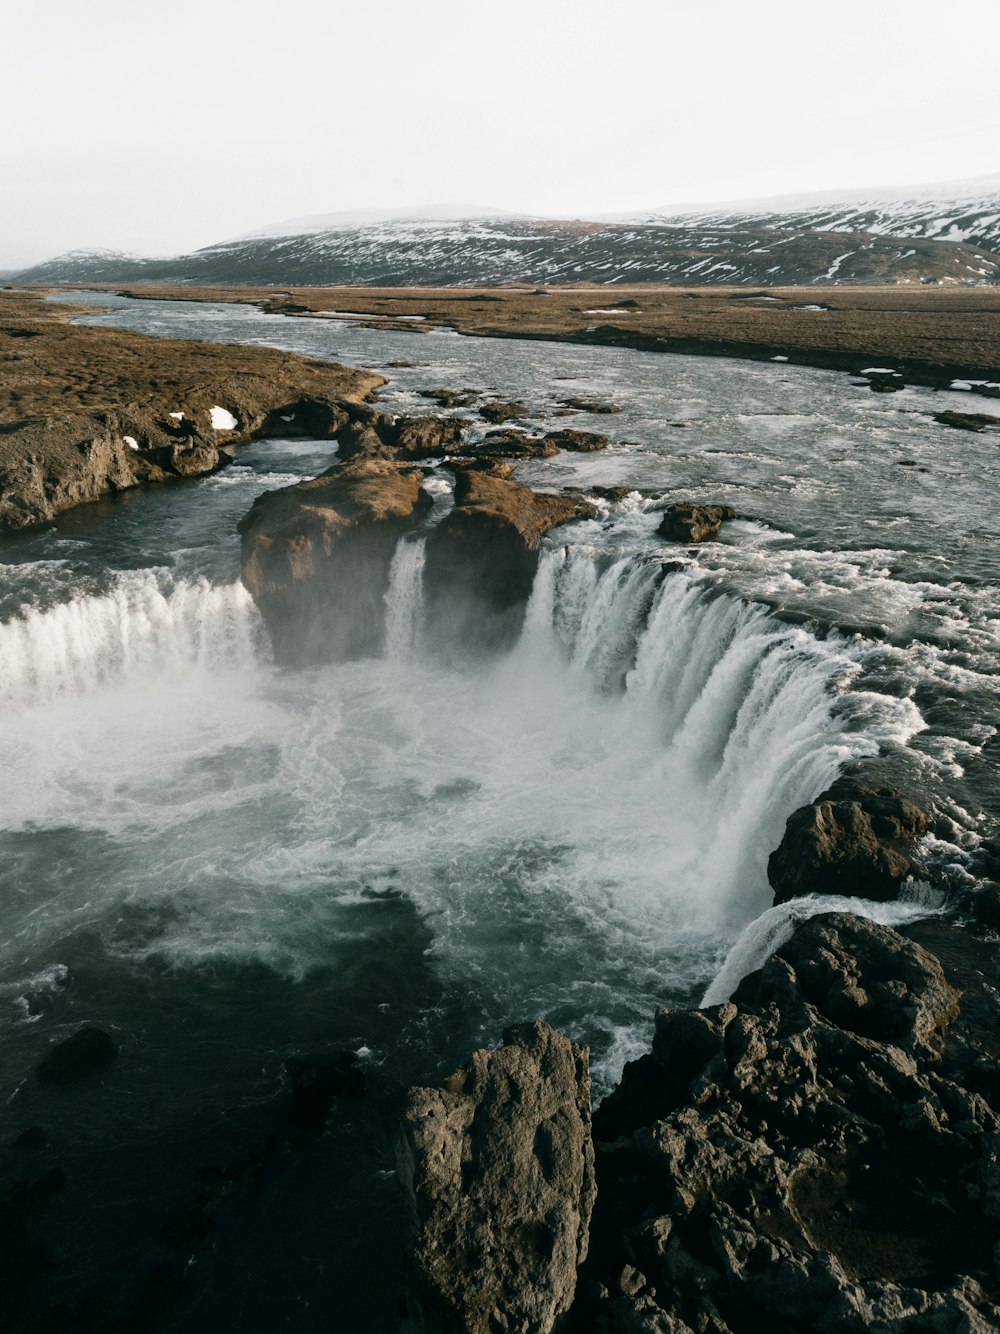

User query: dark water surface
[0,293,995,1330]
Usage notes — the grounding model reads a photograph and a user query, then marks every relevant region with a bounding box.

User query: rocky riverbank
[0,292,384,531]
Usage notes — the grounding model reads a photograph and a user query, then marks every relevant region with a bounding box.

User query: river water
[0,293,996,1331]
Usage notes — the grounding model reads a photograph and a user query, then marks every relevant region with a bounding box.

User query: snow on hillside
[635,172,1000,252]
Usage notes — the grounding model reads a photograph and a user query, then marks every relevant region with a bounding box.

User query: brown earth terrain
[94,282,1000,392]
[0,291,384,530]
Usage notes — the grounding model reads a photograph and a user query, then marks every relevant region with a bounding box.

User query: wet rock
[868,374,904,392]
[657,502,735,544]
[238,458,432,663]
[448,457,518,479]
[933,410,1000,432]
[768,776,931,904]
[557,398,622,414]
[396,1021,595,1334]
[424,472,594,650]
[386,415,466,458]
[8,1126,49,1151]
[542,428,609,452]
[472,430,560,460]
[283,1050,365,1129]
[37,1026,116,1084]
[479,400,528,424]
[337,410,465,461]
[582,913,999,1333]
[418,388,481,409]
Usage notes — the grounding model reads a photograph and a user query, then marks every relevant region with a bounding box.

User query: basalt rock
[336,411,466,462]
[37,1026,117,1084]
[933,410,1000,432]
[418,388,482,409]
[657,502,736,544]
[557,398,622,414]
[396,1021,596,1334]
[768,776,931,904]
[424,472,594,650]
[581,913,999,1333]
[238,458,432,663]
[543,429,609,452]
[472,431,560,460]
[479,400,528,424]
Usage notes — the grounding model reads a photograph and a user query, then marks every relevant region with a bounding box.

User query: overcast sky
[2,0,999,268]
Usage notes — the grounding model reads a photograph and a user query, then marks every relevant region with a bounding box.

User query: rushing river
[0,293,996,1331]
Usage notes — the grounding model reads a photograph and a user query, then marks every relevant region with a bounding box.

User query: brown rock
[542,429,608,452]
[657,502,735,544]
[425,473,593,649]
[583,914,997,1333]
[238,458,432,663]
[768,776,930,904]
[396,1022,596,1334]
[473,431,560,460]
[557,398,622,414]
[933,410,1000,432]
[479,400,528,424]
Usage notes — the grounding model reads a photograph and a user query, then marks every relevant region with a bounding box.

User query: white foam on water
[0,572,265,711]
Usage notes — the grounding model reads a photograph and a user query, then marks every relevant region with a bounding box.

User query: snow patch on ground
[210,406,238,431]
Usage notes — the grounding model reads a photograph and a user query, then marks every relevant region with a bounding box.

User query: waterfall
[512,550,925,923]
[0,573,265,710]
[383,537,427,661]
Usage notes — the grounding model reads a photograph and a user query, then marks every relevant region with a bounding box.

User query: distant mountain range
[10,175,1000,288]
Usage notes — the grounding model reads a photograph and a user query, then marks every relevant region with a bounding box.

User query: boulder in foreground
[586,913,999,1332]
[396,1021,596,1334]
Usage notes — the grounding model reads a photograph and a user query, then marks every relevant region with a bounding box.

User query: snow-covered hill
[12,178,1000,288]
[637,173,1000,254]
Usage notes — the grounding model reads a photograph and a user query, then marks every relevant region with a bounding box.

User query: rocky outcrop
[543,429,609,452]
[768,776,931,904]
[581,912,999,1333]
[424,472,594,649]
[657,502,736,544]
[473,431,560,460]
[557,398,622,414]
[336,407,469,462]
[396,1022,596,1334]
[933,410,1000,432]
[238,458,432,662]
[36,1027,116,1084]
[479,400,528,424]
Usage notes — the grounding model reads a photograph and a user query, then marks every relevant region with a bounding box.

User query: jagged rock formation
[424,471,595,650]
[238,458,432,662]
[657,503,736,544]
[396,1021,596,1334]
[768,777,931,904]
[579,912,1000,1332]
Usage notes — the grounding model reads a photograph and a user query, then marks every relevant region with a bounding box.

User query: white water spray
[0,573,265,710]
[383,537,427,661]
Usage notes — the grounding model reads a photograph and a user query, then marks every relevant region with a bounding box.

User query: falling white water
[0,573,265,710]
[700,887,946,1008]
[383,537,427,661]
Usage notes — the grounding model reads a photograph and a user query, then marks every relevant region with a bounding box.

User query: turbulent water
[1,293,996,1331]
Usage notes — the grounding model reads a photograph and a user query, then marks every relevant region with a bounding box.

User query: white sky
[2,0,999,268]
